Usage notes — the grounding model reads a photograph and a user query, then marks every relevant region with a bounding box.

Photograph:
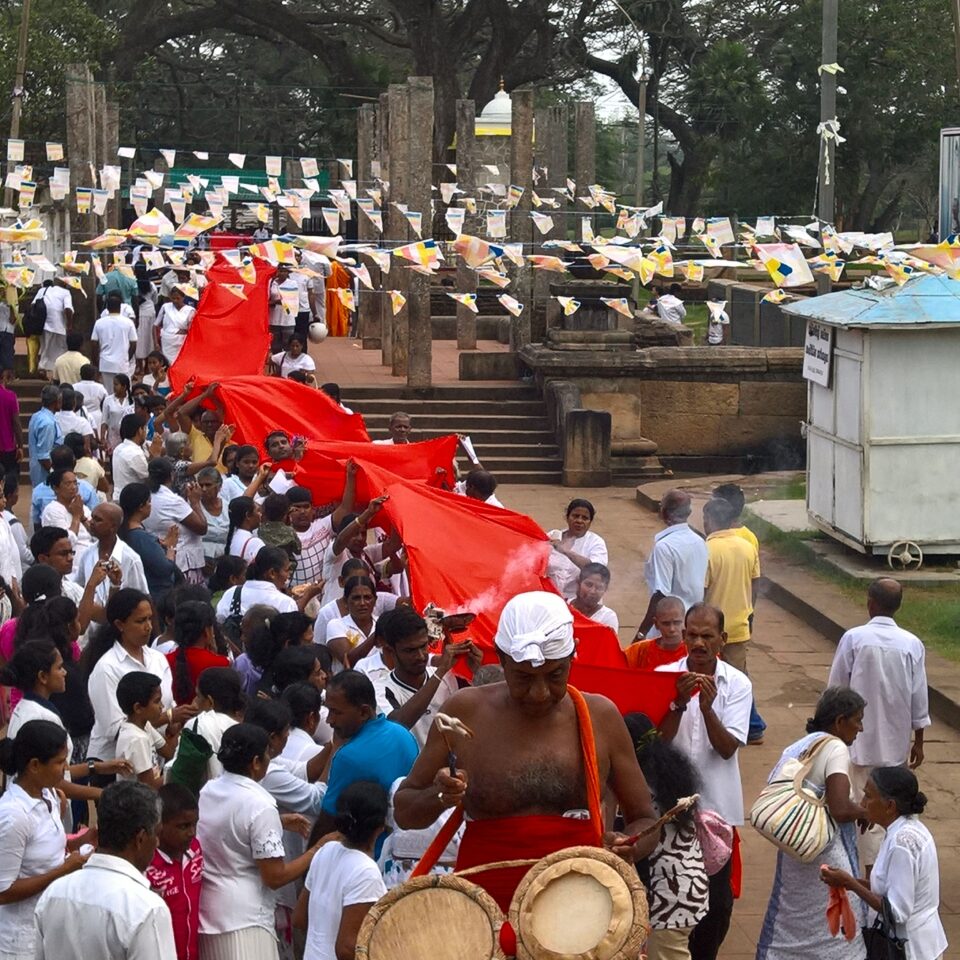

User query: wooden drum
[355,873,507,960]
[508,846,649,960]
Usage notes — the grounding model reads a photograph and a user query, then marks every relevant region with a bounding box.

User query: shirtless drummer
[394,591,659,911]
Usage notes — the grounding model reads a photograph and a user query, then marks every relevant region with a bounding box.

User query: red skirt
[456,814,600,913]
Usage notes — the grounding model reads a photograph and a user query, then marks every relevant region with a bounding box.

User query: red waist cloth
[457,814,601,913]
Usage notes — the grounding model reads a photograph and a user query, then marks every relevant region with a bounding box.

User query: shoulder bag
[165,716,213,798]
[749,735,838,862]
[862,897,907,960]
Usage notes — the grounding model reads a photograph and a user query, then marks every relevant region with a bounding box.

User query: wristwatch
[669,699,688,713]
[87,759,96,775]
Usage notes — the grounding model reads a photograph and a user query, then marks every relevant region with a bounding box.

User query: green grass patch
[760,475,807,501]
[745,511,960,662]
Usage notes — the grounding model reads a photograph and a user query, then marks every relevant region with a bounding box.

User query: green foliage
[0,0,114,140]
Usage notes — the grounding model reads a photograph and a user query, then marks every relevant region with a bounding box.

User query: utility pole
[817,0,838,295]
[952,0,960,96]
[5,0,31,208]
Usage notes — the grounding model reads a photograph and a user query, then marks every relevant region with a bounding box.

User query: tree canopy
[2,0,952,229]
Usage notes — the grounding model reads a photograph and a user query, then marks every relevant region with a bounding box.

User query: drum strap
[410,684,602,879]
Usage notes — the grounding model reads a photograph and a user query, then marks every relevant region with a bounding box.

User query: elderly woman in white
[822,767,947,960]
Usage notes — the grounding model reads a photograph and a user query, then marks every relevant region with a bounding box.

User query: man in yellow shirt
[703,497,765,743]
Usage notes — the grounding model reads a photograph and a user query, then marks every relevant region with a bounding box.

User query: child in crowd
[568,562,620,634]
[625,595,687,669]
[115,670,179,790]
[259,493,301,575]
[294,781,389,960]
[146,783,204,960]
[100,373,133,455]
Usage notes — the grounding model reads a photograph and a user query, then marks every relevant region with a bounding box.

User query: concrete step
[348,398,543,416]
[489,469,563,484]
[467,455,564,472]
[341,385,540,402]
[361,415,551,433]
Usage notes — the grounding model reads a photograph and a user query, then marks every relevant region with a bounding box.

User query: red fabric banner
[206,375,370,451]
[568,663,678,727]
[169,256,275,394]
[276,436,460,506]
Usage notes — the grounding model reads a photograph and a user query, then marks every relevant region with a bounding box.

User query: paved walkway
[504,483,960,959]
[306,335,511,387]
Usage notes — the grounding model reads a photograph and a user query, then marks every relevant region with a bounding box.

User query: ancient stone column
[574,102,596,244]
[455,99,477,350]
[386,83,410,375]
[356,103,381,346]
[509,89,534,350]
[405,76,434,388]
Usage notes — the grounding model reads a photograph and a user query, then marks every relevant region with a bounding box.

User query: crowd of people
[0,263,948,960]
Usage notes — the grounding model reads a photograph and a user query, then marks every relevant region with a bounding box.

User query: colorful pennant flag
[388,290,406,315]
[601,297,632,319]
[447,292,478,313]
[756,243,816,288]
[555,296,580,316]
[498,294,524,317]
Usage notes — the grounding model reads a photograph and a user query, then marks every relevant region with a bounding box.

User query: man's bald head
[868,577,902,617]
[660,489,692,525]
[89,502,122,541]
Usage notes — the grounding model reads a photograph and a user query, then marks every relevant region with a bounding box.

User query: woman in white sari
[756,687,867,960]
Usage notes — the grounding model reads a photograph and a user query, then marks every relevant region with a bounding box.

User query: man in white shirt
[91,292,138,392]
[372,411,412,445]
[657,602,751,960]
[35,781,177,960]
[706,301,730,345]
[73,503,149,604]
[827,577,930,863]
[374,608,471,747]
[112,414,155,498]
[654,283,687,325]
[637,488,708,639]
[309,256,332,323]
[269,263,296,351]
[35,280,75,373]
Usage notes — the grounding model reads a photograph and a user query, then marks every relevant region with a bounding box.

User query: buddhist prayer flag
[404,210,422,237]
[440,182,459,204]
[265,156,282,177]
[756,243,815,288]
[706,217,735,246]
[683,261,705,282]
[447,292,478,313]
[75,188,93,215]
[445,207,465,236]
[322,208,340,235]
[388,290,406,315]
[486,210,506,239]
[555,296,580,316]
[338,158,353,178]
[527,255,568,273]
[228,153,245,169]
[476,269,510,288]
[497,293,523,317]
[45,142,63,162]
[762,289,790,303]
[300,157,319,178]
[506,185,524,209]
[6,139,23,162]
[601,297,632,319]
[392,239,440,270]
[335,287,356,311]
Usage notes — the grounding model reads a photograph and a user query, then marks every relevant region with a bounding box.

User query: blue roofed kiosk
[784,274,960,565]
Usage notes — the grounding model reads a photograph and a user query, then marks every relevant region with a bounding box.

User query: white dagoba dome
[476,80,512,136]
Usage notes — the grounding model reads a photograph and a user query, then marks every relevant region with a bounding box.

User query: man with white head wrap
[395,591,659,913]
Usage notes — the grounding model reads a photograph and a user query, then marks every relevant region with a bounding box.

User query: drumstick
[624,793,700,844]
[434,713,475,778]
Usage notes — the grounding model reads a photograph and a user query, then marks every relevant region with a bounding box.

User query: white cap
[494,591,575,668]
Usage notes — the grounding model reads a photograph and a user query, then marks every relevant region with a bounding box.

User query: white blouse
[40,500,94,574]
[142,484,204,572]
[545,528,608,598]
[197,771,287,936]
[871,816,947,960]
[0,783,66,956]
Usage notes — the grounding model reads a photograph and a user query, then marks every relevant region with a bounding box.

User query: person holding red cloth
[166,601,230,705]
[395,591,660,913]
[147,783,204,960]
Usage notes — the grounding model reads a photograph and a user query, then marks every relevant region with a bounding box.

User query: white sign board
[803,320,833,386]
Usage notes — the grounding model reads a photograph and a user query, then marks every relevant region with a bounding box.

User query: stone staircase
[14,379,564,486]
[341,384,563,484]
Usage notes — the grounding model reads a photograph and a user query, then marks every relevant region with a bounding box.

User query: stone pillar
[562,409,611,486]
[533,105,567,342]
[454,100,477,349]
[509,90,534,351]
[377,92,391,359]
[103,98,120,228]
[386,84,410,374]
[356,103,381,345]
[574,102,596,244]
[406,77,434,388]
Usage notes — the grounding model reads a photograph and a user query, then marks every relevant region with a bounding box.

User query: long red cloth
[199,375,370,450]
[276,436,459,506]
[168,256,274,394]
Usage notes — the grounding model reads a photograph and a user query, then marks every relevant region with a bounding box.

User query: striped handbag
[749,735,838,862]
